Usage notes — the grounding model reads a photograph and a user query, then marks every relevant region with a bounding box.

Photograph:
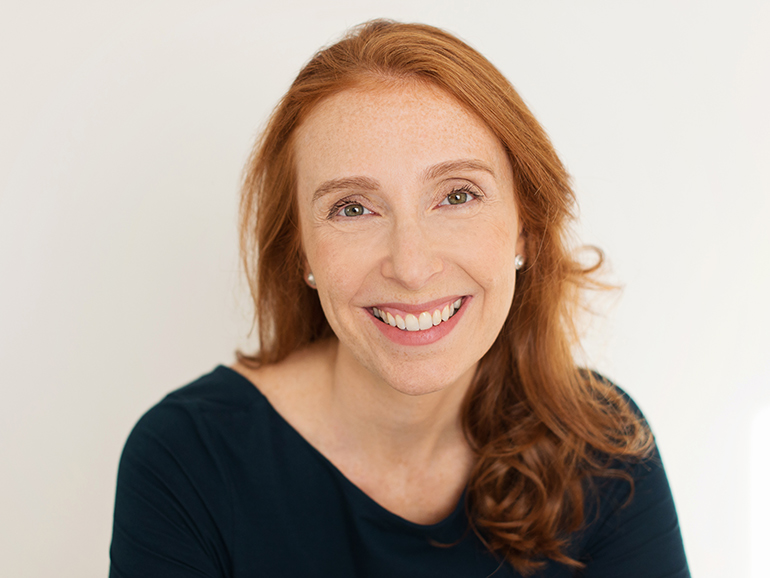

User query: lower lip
[369,298,470,346]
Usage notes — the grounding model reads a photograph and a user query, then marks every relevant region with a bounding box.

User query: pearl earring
[514,254,525,270]
[306,272,317,288]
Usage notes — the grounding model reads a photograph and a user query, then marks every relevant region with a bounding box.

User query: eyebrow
[312,176,380,203]
[422,159,496,181]
[311,158,496,203]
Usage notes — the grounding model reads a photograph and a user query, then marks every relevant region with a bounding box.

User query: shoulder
[576,453,689,576]
[579,370,661,499]
[230,340,337,446]
[162,364,263,409]
[582,370,645,413]
[116,364,285,509]
[117,366,273,503]
[581,370,655,457]
[111,366,266,575]
[573,373,690,576]
[127,366,266,449]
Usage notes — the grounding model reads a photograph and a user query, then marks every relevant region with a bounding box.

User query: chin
[376,362,475,397]
[388,380,449,397]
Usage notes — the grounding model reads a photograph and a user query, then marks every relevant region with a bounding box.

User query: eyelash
[328,197,370,220]
[327,184,482,220]
[439,184,481,206]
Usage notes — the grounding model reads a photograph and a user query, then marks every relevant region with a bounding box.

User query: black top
[110,366,690,577]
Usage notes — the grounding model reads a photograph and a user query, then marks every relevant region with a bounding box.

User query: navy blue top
[110,366,690,577]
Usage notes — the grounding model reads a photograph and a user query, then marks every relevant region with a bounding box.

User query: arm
[578,449,690,578]
[109,401,231,577]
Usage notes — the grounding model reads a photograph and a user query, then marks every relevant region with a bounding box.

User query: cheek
[456,216,519,290]
[306,230,371,314]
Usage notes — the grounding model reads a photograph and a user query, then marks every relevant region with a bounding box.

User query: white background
[1,1,768,576]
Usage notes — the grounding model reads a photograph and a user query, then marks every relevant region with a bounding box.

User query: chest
[225,427,538,578]
[328,446,474,526]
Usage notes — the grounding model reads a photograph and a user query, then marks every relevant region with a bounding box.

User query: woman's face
[295,82,525,396]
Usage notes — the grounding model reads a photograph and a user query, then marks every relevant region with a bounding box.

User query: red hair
[238,19,652,573]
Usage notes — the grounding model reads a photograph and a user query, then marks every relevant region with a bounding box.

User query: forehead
[293,82,511,184]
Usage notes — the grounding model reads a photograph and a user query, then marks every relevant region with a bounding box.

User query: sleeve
[577,448,690,578]
[109,400,232,578]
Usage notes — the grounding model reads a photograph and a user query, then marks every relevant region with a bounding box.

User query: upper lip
[368,296,466,314]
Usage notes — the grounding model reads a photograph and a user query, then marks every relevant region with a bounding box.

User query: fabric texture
[110,366,690,577]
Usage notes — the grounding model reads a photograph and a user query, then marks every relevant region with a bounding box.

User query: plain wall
[1,1,768,576]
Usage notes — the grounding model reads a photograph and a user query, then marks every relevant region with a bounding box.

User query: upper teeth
[372,298,463,332]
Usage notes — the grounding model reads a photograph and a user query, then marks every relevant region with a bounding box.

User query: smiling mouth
[371,298,464,332]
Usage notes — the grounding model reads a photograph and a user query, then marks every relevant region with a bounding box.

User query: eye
[446,191,470,205]
[334,202,372,218]
[439,185,479,206]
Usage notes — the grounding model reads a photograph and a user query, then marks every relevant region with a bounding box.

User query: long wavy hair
[237,19,653,574]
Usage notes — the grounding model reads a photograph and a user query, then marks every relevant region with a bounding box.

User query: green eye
[342,203,366,217]
[446,191,469,205]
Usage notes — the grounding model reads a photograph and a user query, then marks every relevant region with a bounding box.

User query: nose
[380,215,444,290]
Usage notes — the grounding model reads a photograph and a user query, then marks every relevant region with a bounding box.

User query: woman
[110,20,690,577]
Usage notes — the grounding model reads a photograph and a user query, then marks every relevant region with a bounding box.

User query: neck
[326,339,475,465]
